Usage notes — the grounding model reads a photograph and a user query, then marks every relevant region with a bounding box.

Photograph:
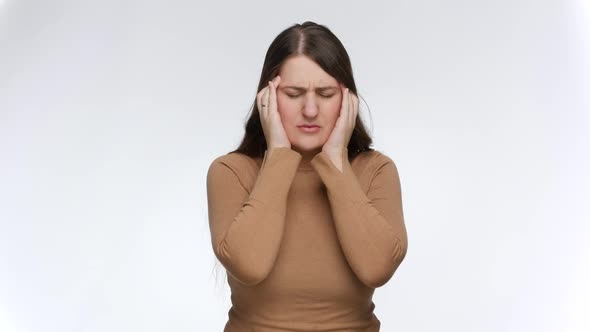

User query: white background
[1,0,589,331]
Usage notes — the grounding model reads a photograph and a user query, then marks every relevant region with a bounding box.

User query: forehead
[279,55,338,86]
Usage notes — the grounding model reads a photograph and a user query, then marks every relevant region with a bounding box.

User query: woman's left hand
[321,85,359,171]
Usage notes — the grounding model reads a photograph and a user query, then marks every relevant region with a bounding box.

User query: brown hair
[214,22,375,288]
[229,21,373,160]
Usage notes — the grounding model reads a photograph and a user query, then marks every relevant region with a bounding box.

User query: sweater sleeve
[206,147,302,286]
[310,147,408,288]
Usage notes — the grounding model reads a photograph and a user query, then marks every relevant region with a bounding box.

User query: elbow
[214,241,273,286]
[359,237,408,288]
[226,266,270,286]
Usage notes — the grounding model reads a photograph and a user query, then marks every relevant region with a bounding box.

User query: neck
[297,148,320,161]
[294,147,321,170]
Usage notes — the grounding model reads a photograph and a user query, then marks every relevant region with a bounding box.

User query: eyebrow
[282,85,339,92]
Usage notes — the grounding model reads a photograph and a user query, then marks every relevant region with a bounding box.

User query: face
[277,55,342,158]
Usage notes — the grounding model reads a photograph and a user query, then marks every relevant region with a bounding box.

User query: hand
[322,85,359,164]
[257,75,291,149]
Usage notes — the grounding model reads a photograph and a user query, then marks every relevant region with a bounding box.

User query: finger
[340,86,348,114]
[353,93,359,122]
[346,90,351,123]
[262,87,270,113]
[264,82,271,110]
[269,80,277,113]
[340,88,350,130]
[272,75,281,86]
[346,89,353,126]
[273,76,282,104]
[256,87,268,108]
[349,91,356,125]
[257,86,269,116]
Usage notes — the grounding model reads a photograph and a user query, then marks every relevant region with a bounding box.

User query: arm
[206,147,301,286]
[310,147,408,288]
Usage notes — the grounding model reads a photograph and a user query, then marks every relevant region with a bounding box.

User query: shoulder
[351,148,398,174]
[207,152,261,191]
[350,149,400,190]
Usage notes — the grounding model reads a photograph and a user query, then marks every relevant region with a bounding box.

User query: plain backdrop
[1,0,589,331]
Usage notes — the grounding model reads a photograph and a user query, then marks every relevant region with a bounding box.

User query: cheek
[277,95,297,123]
[277,94,287,109]
[276,95,286,115]
[323,99,342,122]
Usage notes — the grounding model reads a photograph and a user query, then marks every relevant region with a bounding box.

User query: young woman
[206,21,408,332]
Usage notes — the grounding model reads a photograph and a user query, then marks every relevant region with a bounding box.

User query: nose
[302,95,318,118]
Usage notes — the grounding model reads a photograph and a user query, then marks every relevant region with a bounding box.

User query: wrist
[322,146,345,156]
[269,144,291,150]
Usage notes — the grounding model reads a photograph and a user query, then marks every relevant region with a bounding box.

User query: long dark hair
[229,21,373,160]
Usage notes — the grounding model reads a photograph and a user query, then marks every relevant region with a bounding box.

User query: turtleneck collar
[297,157,314,171]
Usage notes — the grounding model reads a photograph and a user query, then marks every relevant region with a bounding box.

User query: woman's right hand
[257,75,291,149]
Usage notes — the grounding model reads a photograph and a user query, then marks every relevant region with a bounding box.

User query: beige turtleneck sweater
[206,147,408,331]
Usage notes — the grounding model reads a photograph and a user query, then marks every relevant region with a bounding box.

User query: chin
[292,142,323,153]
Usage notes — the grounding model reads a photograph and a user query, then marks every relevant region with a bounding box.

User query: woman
[206,21,408,332]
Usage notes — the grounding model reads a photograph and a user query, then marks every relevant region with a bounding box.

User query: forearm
[311,148,408,288]
[208,147,302,285]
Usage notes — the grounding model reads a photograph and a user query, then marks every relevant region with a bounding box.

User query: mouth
[298,125,321,133]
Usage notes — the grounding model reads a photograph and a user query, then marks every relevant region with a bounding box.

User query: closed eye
[286,93,334,99]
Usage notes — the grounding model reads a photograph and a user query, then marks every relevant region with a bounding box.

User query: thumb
[273,75,281,86]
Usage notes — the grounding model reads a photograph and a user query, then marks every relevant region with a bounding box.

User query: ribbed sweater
[206,147,408,331]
